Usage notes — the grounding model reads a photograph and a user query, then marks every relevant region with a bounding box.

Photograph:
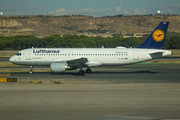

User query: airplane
[9,21,172,75]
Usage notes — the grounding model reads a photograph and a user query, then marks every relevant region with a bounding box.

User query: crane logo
[152,29,165,42]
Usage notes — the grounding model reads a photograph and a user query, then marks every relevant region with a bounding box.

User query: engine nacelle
[50,63,66,72]
[85,61,102,67]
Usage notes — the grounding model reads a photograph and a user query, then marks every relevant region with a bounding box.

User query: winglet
[137,21,169,49]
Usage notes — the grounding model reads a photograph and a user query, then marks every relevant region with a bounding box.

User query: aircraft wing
[66,57,88,67]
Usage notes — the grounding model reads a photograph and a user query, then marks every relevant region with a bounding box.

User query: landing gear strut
[30,66,33,74]
[86,68,92,73]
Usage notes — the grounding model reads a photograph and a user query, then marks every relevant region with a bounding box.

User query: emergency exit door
[26,50,31,60]
[133,50,139,60]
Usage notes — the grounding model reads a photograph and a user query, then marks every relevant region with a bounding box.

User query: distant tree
[74,43,86,48]
[169,36,180,49]
[163,38,170,49]
[0,41,6,50]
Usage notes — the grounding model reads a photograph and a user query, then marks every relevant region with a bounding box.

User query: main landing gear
[79,70,85,75]
[86,68,91,73]
[29,66,33,74]
[78,68,92,75]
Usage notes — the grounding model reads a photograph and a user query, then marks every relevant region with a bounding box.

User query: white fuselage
[9,48,172,67]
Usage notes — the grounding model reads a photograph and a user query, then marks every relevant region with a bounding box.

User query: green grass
[0,62,20,66]
[135,63,180,65]
[0,50,18,57]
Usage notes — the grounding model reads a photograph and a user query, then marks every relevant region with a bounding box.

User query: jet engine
[50,63,77,72]
[50,63,67,72]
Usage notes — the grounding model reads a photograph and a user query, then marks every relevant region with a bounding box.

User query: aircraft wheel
[29,65,33,74]
[79,70,85,75]
[30,70,33,74]
[86,68,92,73]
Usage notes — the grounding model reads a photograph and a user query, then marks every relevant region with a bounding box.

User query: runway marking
[109,69,129,71]
[0,78,7,82]
[29,81,42,84]
[0,78,17,82]
[101,69,151,71]
[0,74,11,76]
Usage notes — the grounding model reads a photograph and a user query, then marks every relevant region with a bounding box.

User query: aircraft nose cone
[9,56,15,63]
[9,57,12,62]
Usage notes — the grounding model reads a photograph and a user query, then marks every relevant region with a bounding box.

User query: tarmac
[0,64,180,120]
[0,64,180,83]
[0,83,180,120]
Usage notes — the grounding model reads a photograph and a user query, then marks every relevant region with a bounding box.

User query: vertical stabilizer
[137,21,169,49]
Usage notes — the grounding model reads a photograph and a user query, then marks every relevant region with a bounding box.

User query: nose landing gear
[29,66,33,74]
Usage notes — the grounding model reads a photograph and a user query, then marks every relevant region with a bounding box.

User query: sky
[1,0,180,17]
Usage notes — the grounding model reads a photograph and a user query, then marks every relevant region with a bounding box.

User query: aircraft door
[26,50,31,60]
[133,50,139,60]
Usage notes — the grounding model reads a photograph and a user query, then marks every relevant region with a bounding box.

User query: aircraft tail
[137,21,169,49]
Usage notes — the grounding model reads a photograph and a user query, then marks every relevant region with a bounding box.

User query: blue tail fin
[137,21,169,49]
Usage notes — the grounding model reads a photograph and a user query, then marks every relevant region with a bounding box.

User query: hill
[0,15,180,37]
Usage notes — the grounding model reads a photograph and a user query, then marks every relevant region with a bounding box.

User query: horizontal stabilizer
[149,52,163,59]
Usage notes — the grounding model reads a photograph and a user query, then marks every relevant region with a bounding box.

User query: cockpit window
[16,53,21,56]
